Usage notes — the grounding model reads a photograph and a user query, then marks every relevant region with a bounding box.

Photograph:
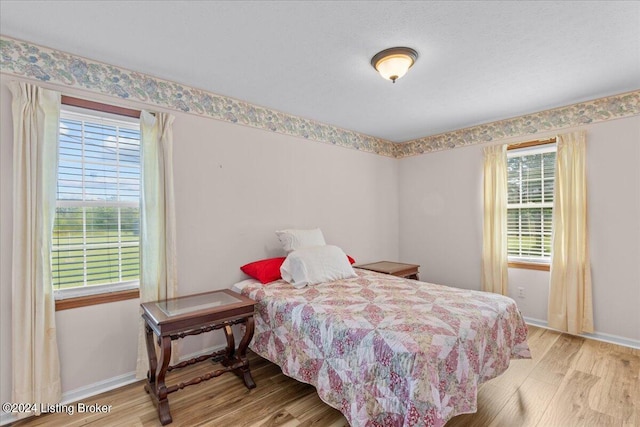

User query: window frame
[54,96,141,310]
[506,138,556,271]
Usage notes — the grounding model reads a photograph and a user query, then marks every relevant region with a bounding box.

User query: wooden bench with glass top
[141,289,256,425]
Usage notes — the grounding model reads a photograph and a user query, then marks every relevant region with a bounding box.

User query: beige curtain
[548,131,594,334]
[9,81,62,416]
[481,144,509,295]
[136,111,179,378]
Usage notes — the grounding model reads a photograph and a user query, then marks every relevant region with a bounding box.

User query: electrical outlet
[517,287,525,298]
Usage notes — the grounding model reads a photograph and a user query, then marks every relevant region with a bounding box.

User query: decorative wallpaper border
[1,35,639,159]
[394,90,640,158]
[0,36,393,157]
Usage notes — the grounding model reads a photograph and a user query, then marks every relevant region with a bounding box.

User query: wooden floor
[11,326,639,426]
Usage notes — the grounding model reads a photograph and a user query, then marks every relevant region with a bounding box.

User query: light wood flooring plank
[445,382,515,427]
[528,333,585,386]
[587,347,640,425]
[286,393,346,427]
[488,376,558,427]
[536,368,618,427]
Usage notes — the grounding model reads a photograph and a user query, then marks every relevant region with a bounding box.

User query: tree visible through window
[507,144,556,262]
[52,108,140,292]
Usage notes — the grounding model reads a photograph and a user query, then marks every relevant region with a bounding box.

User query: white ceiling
[1,1,639,142]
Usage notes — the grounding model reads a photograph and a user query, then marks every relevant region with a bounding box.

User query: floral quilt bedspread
[240,269,530,427]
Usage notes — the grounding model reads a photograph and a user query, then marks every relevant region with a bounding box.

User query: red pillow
[240,257,286,284]
[241,254,356,284]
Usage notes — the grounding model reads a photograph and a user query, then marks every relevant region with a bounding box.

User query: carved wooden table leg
[236,316,256,389]
[223,324,235,362]
[144,324,157,395]
[155,336,173,425]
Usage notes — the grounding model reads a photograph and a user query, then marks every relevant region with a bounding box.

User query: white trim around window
[507,143,557,266]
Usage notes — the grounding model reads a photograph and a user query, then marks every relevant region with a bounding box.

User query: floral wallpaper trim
[0,36,394,157]
[393,90,640,158]
[1,36,638,159]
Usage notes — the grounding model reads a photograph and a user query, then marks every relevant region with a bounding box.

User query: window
[52,104,141,299]
[507,142,556,264]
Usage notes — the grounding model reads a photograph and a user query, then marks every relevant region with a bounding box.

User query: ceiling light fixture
[371,47,418,83]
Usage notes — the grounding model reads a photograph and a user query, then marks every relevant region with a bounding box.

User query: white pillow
[275,228,326,253]
[280,245,357,289]
[230,278,260,294]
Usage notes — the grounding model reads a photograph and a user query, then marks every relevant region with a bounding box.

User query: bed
[233,267,530,427]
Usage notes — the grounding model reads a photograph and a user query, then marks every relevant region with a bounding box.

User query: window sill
[508,261,550,272]
[55,288,140,311]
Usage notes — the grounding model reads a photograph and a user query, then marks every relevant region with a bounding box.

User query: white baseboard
[524,316,640,349]
[0,344,225,426]
[0,412,15,426]
[62,371,140,406]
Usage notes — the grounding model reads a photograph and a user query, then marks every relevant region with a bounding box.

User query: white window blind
[507,144,556,262]
[52,108,140,293]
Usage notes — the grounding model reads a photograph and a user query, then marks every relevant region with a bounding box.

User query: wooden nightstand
[355,261,420,280]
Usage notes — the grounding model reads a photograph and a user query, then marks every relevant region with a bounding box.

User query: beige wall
[0,74,400,404]
[399,116,640,343]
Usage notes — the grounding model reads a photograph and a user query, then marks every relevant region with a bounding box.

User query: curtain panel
[481,144,509,295]
[9,81,62,416]
[136,111,179,378]
[548,131,594,334]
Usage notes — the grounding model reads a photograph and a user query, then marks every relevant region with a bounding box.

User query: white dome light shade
[371,47,418,83]
[375,55,414,82]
